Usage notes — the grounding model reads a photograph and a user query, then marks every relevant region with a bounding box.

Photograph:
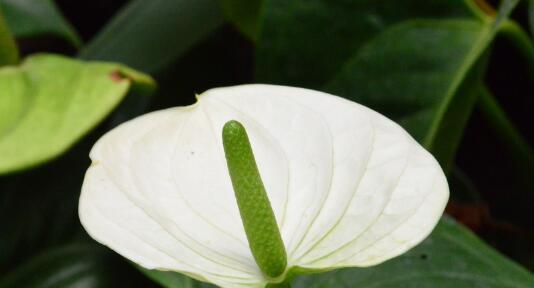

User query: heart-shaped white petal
[79,84,448,288]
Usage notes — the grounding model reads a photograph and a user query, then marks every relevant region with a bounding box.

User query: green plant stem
[477,85,534,185]
[499,20,534,77]
[0,8,18,66]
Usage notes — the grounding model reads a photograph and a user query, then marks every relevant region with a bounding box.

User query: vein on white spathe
[79,84,449,288]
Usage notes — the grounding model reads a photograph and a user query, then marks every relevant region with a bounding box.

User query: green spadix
[222,120,288,279]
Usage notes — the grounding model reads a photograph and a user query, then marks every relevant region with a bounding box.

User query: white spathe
[79,84,449,288]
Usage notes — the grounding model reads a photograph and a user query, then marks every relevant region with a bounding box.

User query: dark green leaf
[0,0,81,47]
[0,142,89,273]
[326,19,489,170]
[326,19,483,141]
[257,0,519,170]
[79,0,224,124]
[219,0,262,41]
[256,0,472,88]
[424,55,487,171]
[139,267,216,288]
[0,6,18,66]
[292,217,534,288]
[0,245,156,288]
[131,216,534,288]
[79,0,224,74]
[0,53,155,174]
[325,0,518,170]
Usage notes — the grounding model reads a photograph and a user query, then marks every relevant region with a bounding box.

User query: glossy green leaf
[327,19,483,138]
[130,216,534,288]
[0,53,155,174]
[423,55,487,171]
[0,245,155,288]
[326,1,517,170]
[139,267,216,288]
[292,217,534,288]
[326,19,489,171]
[256,0,518,170]
[256,0,472,88]
[219,0,262,41]
[0,0,81,46]
[79,0,224,74]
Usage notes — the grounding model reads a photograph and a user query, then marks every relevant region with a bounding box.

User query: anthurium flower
[79,84,448,288]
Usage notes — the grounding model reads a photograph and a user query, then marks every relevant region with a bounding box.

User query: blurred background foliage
[0,0,532,287]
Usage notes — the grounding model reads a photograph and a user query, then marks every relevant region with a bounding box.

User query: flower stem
[0,7,18,66]
[222,120,287,278]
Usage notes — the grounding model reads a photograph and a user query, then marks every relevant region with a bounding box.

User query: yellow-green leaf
[0,53,155,175]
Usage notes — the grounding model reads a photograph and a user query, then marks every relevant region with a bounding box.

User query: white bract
[79,84,449,288]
